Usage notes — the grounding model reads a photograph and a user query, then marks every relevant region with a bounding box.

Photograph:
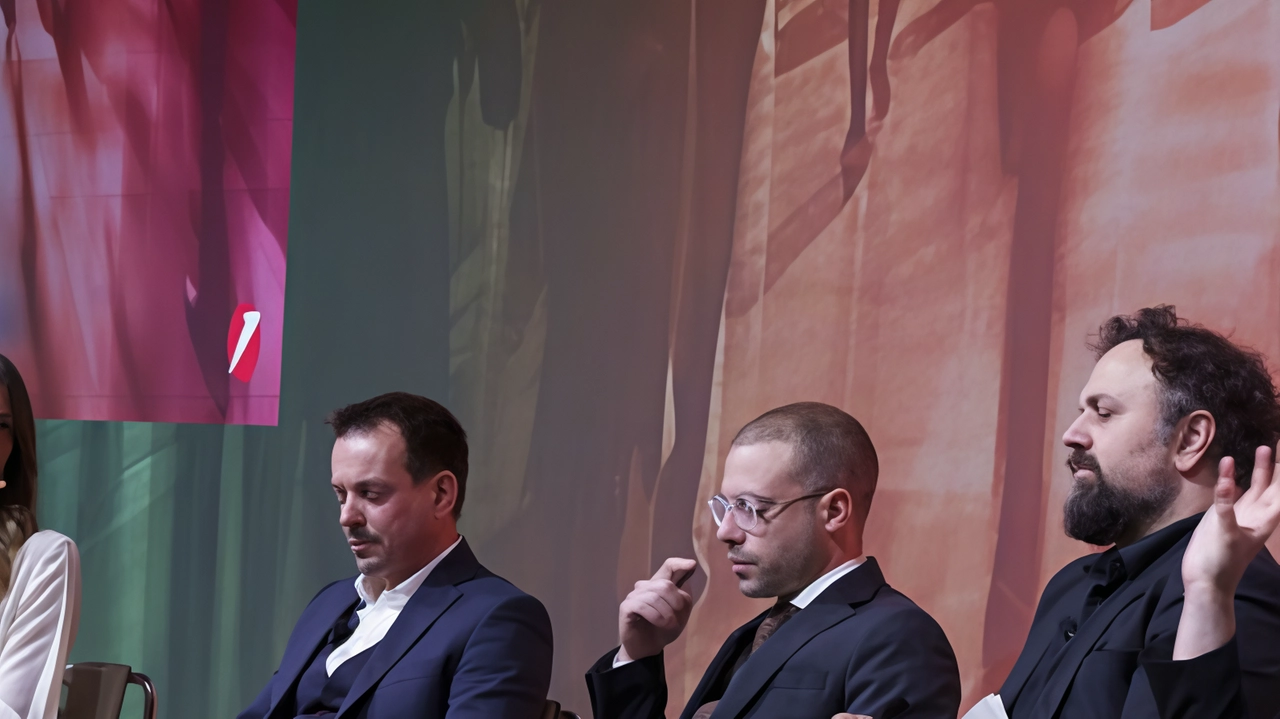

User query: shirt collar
[356,534,463,608]
[1117,513,1201,578]
[787,556,867,609]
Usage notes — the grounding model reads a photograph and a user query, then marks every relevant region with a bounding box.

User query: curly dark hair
[327,392,469,518]
[1090,306,1280,486]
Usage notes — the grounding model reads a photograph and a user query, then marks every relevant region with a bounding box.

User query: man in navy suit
[239,392,553,719]
[585,402,961,719]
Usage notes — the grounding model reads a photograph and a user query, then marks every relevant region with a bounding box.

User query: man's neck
[779,549,863,603]
[368,531,461,599]
[817,549,859,578]
[1114,482,1214,548]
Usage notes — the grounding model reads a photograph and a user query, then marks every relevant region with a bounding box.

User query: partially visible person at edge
[238,392,553,719]
[0,354,82,719]
[997,306,1280,719]
[586,402,961,719]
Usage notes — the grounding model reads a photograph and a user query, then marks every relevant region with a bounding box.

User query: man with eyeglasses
[584,402,961,719]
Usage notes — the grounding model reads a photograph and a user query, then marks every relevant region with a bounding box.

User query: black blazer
[585,558,961,719]
[238,538,553,719]
[1143,637,1255,719]
[999,516,1280,719]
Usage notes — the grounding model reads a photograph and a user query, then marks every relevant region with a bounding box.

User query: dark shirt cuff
[1141,636,1245,719]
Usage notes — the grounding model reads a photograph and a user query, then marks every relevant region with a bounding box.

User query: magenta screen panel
[0,0,296,425]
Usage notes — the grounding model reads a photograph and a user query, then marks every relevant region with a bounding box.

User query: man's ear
[430,471,459,519]
[1173,410,1216,475]
[822,488,854,533]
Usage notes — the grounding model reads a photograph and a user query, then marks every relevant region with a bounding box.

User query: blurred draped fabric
[15,0,1280,718]
[446,0,1280,713]
[0,0,294,425]
[29,2,462,717]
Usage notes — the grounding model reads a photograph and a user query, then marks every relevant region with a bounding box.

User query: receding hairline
[730,403,879,489]
[332,418,405,440]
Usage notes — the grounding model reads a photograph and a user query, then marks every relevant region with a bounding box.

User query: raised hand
[1175,443,1280,659]
[617,557,697,663]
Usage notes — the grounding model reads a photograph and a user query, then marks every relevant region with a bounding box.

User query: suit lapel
[678,612,768,719]
[711,603,856,718]
[709,558,888,719]
[335,538,482,718]
[1000,610,1066,710]
[1028,547,1181,719]
[268,583,361,718]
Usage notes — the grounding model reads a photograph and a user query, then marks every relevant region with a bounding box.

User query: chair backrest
[543,699,582,719]
[61,663,157,719]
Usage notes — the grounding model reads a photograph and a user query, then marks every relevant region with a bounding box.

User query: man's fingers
[1219,456,1236,492]
[1247,445,1274,497]
[627,588,679,622]
[652,557,697,583]
[1264,442,1280,506]
[1214,458,1240,514]
[632,579,692,610]
[650,583,692,616]
[1218,470,1239,504]
[632,591,679,627]
[623,596,673,629]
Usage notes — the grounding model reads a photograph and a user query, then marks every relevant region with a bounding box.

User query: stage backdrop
[18,0,1280,718]
[0,0,294,425]
[445,0,1280,713]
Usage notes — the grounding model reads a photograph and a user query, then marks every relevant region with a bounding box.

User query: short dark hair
[326,392,470,518]
[1090,306,1280,486]
[731,402,879,524]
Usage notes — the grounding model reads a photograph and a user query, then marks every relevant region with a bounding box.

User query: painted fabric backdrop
[445,0,1280,712]
[18,1,1280,718]
[0,0,295,425]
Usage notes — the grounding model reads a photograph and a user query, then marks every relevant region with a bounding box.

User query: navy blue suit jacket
[239,538,553,719]
[586,558,961,719]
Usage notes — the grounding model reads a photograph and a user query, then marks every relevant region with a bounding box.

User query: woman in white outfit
[0,354,80,719]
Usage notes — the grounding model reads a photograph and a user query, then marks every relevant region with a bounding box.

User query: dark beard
[1063,449,1176,546]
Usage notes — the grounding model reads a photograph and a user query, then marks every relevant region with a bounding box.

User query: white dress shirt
[613,555,867,668]
[787,555,866,608]
[327,535,462,675]
[0,531,81,719]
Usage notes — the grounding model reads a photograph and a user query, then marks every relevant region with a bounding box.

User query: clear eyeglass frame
[707,490,833,531]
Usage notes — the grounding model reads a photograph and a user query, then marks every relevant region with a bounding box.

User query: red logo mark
[227,304,262,382]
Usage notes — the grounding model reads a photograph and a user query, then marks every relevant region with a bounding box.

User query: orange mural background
[444,0,1280,713]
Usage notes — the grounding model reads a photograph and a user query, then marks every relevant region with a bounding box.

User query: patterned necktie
[692,602,800,719]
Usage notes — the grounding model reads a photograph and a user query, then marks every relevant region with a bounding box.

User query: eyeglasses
[708,491,832,531]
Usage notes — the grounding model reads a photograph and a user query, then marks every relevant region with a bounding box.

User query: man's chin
[737,573,780,599]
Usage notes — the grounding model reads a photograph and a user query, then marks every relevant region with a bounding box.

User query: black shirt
[1001,513,1280,719]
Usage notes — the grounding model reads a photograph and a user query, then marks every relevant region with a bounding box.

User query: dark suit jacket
[238,538,553,719]
[1000,515,1280,719]
[1143,637,1251,719]
[585,558,961,719]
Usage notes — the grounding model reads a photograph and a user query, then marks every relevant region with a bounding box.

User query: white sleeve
[0,532,82,719]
